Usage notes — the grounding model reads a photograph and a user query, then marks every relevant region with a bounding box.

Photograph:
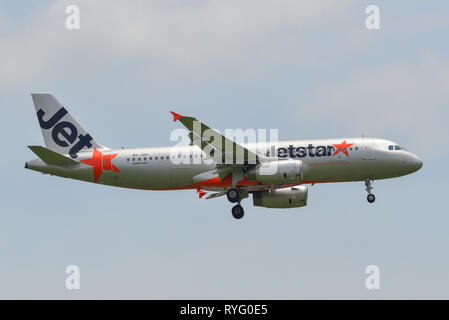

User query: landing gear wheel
[227,188,240,203]
[367,194,376,203]
[232,204,244,219]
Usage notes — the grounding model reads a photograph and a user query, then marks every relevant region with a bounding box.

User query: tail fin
[31,93,107,159]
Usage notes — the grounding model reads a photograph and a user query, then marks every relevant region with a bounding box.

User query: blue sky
[0,0,448,299]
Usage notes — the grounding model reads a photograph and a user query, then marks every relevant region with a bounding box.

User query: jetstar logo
[37,107,93,158]
[274,140,355,158]
[332,140,354,157]
[81,148,120,182]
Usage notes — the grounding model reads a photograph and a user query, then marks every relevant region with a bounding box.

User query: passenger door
[362,139,376,160]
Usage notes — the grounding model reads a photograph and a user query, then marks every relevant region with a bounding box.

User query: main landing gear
[227,188,240,203]
[231,204,244,219]
[365,179,376,203]
[227,188,244,219]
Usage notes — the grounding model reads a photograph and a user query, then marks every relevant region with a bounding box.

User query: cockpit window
[389,145,407,151]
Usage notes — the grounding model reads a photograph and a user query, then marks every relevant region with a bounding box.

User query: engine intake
[247,159,303,184]
[253,186,308,208]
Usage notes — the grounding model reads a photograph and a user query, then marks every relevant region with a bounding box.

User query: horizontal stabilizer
[28,145,79,166]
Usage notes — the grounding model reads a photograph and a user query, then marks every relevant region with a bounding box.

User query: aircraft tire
[227,188,240,203]
[232,204,244,219]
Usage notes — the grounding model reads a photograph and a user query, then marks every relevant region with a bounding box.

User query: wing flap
[205,191,227,200]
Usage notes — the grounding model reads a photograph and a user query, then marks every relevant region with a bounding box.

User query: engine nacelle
[252,186,308,208]
[247,159,303,184]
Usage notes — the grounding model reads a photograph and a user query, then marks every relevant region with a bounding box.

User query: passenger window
[143,157,147,161]
[389,145,393,150]
[155,156,158,160]
[132,158,135,161]
[126,158,130,162]
[149,157,152,160]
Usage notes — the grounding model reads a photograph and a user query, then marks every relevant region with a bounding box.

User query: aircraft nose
[408,154,423,172]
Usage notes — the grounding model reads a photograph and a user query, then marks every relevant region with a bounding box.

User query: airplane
[25,93,423,219]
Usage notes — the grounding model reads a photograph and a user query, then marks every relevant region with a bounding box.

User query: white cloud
[304,54,449,156]
[0,0,354,86]
[2,1,447,158]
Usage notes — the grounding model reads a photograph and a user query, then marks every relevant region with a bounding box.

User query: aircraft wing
[170,111,270,183]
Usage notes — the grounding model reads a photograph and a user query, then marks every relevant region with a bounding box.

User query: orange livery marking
[81,148,120,182]
[170,111,183,122]
[332,140,354,157]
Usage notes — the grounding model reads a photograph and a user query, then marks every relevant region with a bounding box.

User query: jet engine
[247,159,303,184]
[252,186,308,208]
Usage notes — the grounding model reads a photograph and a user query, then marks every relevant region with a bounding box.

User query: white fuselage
[26,137,423,191]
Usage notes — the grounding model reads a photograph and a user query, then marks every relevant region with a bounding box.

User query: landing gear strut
[227,188,240,203]
[365,179,376,203]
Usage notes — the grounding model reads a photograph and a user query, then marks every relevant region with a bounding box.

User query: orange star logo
[81,148,120,182]
[332,140,354,157]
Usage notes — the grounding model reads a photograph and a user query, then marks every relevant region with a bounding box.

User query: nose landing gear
[365,179,375,203]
